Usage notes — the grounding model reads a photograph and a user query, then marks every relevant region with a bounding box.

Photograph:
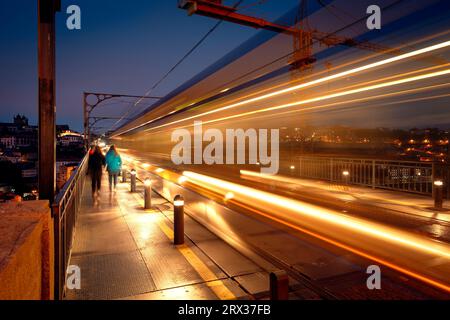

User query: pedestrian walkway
[66,174,276,300]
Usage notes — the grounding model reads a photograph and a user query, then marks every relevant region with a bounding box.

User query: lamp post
[342,170,350,185]
[174,195,185,245]
[130,169,136,193]
[434,180,444,210]
[144,178,152,209]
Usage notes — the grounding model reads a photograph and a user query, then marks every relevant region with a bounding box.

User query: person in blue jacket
[105,145,122,192]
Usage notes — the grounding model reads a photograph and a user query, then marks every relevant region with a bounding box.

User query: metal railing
[51,152,89,300]
[291,156,449,198]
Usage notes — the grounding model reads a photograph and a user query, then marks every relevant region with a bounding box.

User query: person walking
[88,145,105,204]
[105,145,122,193]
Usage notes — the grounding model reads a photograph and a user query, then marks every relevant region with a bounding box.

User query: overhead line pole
[38,0,60,201]
[83,92,161,148]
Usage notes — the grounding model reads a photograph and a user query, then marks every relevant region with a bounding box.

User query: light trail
[182,171,450,292]
[112,40,450,137]
[119,151,450,292]
[216,90,450,129]
[239,169,450,221]
[178,68,450,129]
[112,40,450,138]
[145,83,450,136]
[183,171,450,259]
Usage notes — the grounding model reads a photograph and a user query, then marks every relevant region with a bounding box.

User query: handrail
[296,155,435,165]
[51,151,89,300]
[294,155,448,197]
[53,153,89,212]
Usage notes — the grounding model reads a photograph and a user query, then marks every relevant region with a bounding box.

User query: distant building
[0,150,22,163]
[13,114,29,127]
[0,136,16,149]
[17,162,37,179]
[57,125,70,133]
[58,131,83,147]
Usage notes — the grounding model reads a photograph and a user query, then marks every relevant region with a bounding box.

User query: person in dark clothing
[88,145,106,204]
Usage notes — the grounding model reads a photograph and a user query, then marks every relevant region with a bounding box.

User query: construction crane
[291,0,314,77]
[178,0,402,71]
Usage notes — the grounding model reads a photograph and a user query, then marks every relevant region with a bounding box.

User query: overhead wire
[107,0,245,132]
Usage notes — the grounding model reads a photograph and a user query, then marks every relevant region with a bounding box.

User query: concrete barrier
[0,201,54,300]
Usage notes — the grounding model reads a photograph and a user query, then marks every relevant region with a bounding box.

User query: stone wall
[0,201,54,300]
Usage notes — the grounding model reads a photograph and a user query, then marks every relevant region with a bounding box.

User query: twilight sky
[0,0,299,131]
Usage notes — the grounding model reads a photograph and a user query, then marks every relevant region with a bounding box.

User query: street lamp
[130,169,137,193]
[434,180,444,209]
[342,170,350,185]
[144,178,152,209]
[174,195,185,245]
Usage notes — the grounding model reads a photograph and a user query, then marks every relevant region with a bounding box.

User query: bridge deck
[66,174,277,300]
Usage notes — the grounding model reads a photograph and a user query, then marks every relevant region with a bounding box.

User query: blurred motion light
[178,176,188,184]
[225,192,234,200]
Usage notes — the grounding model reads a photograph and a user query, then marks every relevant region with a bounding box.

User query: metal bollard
[434,180,444,210]
[130,169,136,193]
[144,178,152,209]
[270,270,289,300]
[173,195,185,245]
[342,170,350,186]
[122,169,127,183]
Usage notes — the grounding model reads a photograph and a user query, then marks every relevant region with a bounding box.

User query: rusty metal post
[38,0,60,201]
[174,195,185,245]
[270,270,289,300]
